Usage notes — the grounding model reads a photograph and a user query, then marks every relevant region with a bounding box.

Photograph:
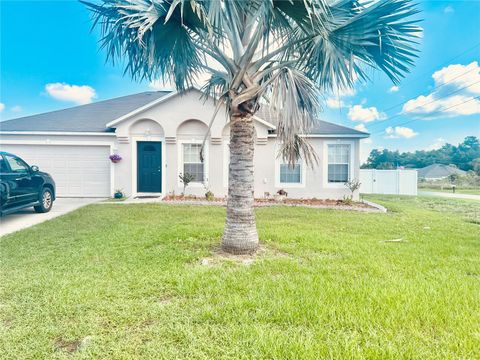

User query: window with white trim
[328,144,350,183]
[183,143,204,182]
[280,162,302,184]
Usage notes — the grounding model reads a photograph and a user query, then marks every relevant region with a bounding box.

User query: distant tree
[362,136,480,171]
[472,158,480,176]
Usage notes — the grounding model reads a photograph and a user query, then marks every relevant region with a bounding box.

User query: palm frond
[83,0,210,90]
[264,65,322,167]
[298,0,421,89]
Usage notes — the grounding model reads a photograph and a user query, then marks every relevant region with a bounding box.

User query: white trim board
[177,139,209,188]
[106,87,279,130]
[267,134,369,138]
[0,131,116,136]
[322,139,355,189]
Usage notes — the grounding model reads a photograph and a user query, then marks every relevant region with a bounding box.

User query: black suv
[0,152,56,216]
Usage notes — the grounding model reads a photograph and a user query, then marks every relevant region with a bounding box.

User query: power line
[372,96,480,136]
[378,66,479,115]
[360,41,480,127]
[392,41,480,90]
[368,79,480,129]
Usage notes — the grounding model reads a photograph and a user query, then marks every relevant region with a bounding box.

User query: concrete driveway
[0,198,103,237]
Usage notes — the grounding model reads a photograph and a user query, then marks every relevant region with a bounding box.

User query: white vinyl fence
[359,169,418,196]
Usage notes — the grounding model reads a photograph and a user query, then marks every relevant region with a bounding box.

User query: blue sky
[1,0,479,161]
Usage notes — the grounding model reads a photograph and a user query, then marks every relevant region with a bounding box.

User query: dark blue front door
[137,142,162,193]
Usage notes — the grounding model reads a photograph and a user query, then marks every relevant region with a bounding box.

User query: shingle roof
[256,108,368,136]
[417,164,467,178]
[1,90,368,137]
[0,91,170,132]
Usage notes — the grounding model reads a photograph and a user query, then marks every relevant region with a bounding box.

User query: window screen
[280,163,301,183]
[183,144,204,182]
[328,144,350,183]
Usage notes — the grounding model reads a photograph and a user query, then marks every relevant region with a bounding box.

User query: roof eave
[267,133,370,138]
[0,131,116,136]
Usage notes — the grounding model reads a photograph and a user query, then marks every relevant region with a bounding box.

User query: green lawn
[1,196,479,359]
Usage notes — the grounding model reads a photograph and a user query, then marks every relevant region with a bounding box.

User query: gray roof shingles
[0,91,170,133]
[417,164,467,178]
[256,108,368,136]
[1,91,368,137]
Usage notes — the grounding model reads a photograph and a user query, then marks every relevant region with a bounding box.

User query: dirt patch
[55,338,82,353]
[198,245,291,267]
[157,294,175,305]
[55,336,92,353]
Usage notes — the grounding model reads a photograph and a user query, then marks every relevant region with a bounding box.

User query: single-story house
[0,88,369,199]
[417,164,467,180]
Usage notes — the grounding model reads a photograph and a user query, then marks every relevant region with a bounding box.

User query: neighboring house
[0,88,368,199]
[417,164,467,180]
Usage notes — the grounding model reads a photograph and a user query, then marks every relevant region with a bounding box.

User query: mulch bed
[162,195,379,211]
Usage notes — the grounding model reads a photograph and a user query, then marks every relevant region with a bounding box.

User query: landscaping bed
[163,194,380,211]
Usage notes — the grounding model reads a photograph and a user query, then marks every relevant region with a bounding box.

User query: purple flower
[109,154,122,161]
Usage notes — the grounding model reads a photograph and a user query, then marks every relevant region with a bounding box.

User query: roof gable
[1,89,367,137]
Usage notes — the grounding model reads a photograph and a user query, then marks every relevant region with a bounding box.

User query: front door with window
[137,141,162,193]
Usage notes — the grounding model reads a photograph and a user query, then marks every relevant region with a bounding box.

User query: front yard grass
[418,186,480,195]
[1,195,479,359]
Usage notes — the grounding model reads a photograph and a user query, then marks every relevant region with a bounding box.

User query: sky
[0,0,479,162]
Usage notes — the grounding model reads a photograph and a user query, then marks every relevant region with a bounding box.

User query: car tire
[34,187,54,213]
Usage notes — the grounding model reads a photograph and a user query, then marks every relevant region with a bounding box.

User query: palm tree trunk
[222,112,259,254]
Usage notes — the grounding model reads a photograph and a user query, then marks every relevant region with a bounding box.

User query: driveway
[0,198,103,237]
[418,191,480,201]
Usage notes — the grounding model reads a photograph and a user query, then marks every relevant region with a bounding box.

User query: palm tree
[84,0,421,254]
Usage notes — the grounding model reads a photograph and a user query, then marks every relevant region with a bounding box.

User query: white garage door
[0,144,111,197]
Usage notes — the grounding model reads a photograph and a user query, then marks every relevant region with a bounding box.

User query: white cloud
[325,86,357,109]
[402,61,480,118]
[354,124,368,133]
[432,62,480,94]
[335,87,356,97]
[389,86,400,93]
[403,94,480,118]
[0,103,4,112]
[427,138,446,150]
[348,104,385,123]
[45,83,97,105]
[444,5,454,14]
[326,97,346,109]
[11,105,22,113]
[385,126,418,139]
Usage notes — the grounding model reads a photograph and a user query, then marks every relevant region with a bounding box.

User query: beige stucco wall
[113,89,361,200]
[0,89,363,200]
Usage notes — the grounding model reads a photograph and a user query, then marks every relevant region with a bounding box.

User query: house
[0,88,369,200]
[417,164,467,180]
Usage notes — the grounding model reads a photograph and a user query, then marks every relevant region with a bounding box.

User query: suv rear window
[4,155,30,173]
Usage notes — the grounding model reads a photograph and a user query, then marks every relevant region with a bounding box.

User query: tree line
[362,136,480,174]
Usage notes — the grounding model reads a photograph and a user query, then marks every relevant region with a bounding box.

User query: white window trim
[274,156,306,188]
[323,140,355,188]
[177,139,209,188]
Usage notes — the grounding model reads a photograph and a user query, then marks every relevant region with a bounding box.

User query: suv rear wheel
[34,188,53,213]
